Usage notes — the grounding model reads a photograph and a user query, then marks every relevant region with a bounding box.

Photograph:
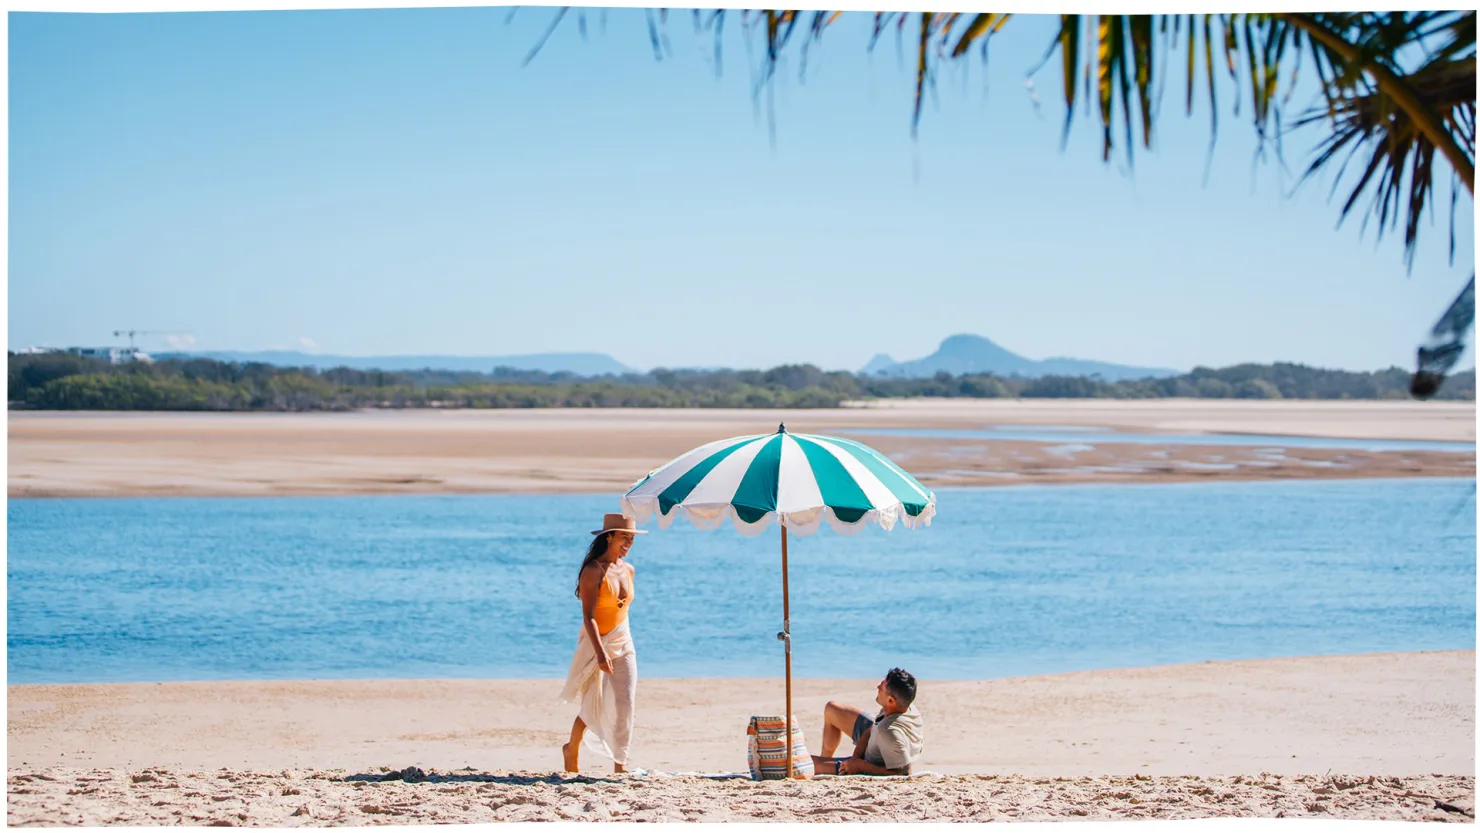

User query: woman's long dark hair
[575,533,611,598]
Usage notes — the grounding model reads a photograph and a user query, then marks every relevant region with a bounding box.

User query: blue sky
[9,7,1475,373]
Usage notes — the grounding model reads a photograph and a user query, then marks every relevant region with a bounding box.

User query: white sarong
[558,621,638,765]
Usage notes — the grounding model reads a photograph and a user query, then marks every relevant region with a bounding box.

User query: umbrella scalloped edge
[620,496,937,538]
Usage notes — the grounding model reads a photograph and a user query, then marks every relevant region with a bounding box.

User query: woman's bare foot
[614,763,627,774]
[561,742,579,773]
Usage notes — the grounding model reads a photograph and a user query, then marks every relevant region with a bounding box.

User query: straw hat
[591,512,648,536]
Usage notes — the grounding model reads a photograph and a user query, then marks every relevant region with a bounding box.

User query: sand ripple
[8,767,1474,825]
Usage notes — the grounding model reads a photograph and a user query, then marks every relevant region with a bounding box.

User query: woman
[558,512,645,774]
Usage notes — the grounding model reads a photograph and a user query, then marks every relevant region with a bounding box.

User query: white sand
[8,768,1473,824]
[8,651,1474,823]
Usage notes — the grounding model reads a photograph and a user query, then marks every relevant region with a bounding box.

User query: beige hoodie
[864,704,924,770]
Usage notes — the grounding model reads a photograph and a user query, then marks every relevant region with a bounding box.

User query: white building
[61,347,153,364]
[16,345,154,364]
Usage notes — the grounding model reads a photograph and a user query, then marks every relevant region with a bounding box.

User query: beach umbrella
[621,423,936,778]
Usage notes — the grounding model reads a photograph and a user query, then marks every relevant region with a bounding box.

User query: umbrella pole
[781,520,794,779]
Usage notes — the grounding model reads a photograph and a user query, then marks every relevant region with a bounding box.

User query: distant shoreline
[10,400,1473,499]
[10,349,1473,413]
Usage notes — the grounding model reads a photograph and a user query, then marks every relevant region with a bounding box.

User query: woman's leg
[609,651,638,772]
[562,717,585,772]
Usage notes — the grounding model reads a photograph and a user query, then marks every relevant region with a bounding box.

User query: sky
[8,6,1476,373]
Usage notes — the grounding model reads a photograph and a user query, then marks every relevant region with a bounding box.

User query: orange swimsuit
[591,574,632,635]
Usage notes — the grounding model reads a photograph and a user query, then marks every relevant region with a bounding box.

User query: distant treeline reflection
[8,353,1474,411]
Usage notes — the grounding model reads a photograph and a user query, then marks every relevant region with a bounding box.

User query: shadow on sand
[342,766,627,786]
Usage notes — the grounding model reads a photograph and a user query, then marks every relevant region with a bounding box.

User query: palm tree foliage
[527,10,1476,397]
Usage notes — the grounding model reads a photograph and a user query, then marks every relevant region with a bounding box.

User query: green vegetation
[9,353,1472,411]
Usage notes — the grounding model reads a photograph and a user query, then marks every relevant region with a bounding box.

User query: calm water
[8,479,1475,684]
[840,427,1476,452]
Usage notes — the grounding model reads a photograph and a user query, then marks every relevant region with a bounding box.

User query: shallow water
[8,479,1475,684]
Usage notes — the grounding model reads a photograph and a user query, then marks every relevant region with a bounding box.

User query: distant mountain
[862,334,1179,381]
[160,350,635,376]
[860,354,899,375]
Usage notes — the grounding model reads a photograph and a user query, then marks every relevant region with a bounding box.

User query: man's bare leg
[818,700,867,757]
[562,717,585,772]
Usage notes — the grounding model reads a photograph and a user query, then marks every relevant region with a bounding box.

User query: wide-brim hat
[591,512,648,536]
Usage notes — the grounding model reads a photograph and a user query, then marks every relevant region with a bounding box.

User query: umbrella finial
[778,423,787,434]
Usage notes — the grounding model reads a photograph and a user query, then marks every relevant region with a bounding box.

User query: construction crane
[112,330,193,350]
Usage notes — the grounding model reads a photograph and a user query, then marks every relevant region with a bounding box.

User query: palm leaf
[1058,15,1080,147]
[1130,15,1154,149]
[913,11,933,134]
[1299,51,1476,270]
[1115,18,1136,163]
[950,13,1009,58]
[1412,275,1476,399]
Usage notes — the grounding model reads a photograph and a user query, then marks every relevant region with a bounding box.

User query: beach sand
[9,400,1475,497]
[8,651,1474,823]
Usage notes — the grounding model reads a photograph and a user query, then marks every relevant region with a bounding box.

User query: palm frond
[1412,275,1476,399]
[912,11,934,134]
[1299,53,1476,269]
[522,7,569,68]
[950,13,1009,59]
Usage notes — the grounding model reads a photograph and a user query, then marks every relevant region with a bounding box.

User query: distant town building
[69,347,153,364]
[16,346,152,364]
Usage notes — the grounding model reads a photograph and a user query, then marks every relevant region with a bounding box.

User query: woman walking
[559,512,644,773]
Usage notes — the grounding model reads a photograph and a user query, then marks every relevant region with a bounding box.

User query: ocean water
[7,479,1475,685]
[839,427,1476,452]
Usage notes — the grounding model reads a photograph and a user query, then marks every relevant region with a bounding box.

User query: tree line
[8,352,1474,411]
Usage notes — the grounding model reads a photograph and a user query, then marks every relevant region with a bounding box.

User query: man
[811,667,923,776]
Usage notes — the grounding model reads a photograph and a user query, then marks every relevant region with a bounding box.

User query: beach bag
[747,715,814,780]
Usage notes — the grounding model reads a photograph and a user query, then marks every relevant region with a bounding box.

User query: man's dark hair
[884,667,917,708]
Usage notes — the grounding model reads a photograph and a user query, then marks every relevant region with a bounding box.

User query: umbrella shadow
[341,766,624,786]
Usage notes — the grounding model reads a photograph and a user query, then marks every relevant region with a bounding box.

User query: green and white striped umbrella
[621,423,936,536]
[618,423,934,779]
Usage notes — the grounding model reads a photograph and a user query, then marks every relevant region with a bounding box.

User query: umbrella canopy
[621,424,936,536]
[619,424,935,779]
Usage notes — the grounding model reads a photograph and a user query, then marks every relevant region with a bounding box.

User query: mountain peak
[861,353,898,375]
[936,334,1019,362]
[857,333,1179,381]
[939,333,1001,349]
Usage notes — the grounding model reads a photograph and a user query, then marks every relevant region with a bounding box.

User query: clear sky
[9,6,1475,373]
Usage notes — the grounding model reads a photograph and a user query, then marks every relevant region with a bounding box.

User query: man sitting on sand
[811,667,923,776]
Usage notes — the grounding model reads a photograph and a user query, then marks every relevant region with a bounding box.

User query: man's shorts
[851,713,875,744]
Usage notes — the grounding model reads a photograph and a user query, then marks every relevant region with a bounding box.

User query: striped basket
[746,715,814,780]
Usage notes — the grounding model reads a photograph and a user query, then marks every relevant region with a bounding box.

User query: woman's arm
[578,565,612,674]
